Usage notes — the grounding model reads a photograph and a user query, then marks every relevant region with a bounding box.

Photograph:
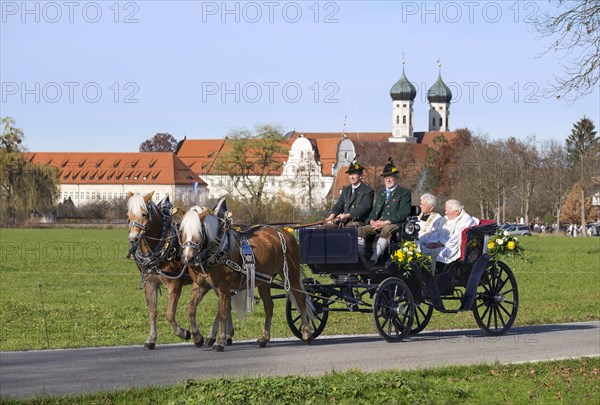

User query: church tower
[427,62,452,131]
[390,62,417,143]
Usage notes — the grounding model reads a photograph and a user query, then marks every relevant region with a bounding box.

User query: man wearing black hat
[325,160,374,227]
[358,158,412,265]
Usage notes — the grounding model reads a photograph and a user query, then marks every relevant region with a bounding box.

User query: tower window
[396,104,399,108]
[403,104,407,107]
[440,118,443,126]
[432,117,436,126]
[403,115,406,124]
[396,115,399,124]
[439,106,443,110]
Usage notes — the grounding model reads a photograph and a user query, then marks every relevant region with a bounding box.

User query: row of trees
[422,117,599,232]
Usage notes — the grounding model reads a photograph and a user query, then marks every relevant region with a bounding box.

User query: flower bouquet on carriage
[391,240,432,276]
[486,229,527,262]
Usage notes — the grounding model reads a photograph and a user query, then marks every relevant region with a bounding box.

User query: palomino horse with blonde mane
[127,191,233,349]
[179,201,313,351]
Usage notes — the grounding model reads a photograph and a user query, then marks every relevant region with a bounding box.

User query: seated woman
[417,193,446,239]
[418,199,478,271]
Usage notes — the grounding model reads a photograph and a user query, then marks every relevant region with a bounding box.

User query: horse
[126,191,234,349]
[179,201,314,351]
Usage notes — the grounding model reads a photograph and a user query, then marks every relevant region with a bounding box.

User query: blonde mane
[127,194,147,218]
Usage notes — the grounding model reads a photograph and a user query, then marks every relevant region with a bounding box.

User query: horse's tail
[231,291,248,322]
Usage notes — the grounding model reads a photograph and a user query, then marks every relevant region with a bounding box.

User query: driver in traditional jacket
[325,159,374,227]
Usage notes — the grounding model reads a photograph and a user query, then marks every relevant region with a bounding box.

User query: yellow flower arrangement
[487,229,526,261]
[391,240,431,275]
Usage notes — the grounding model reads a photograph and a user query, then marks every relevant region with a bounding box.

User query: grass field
[0,228,599,351]
[2,357,599,404]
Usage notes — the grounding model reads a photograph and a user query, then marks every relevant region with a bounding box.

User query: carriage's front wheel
[472,260,519,336]
[373,277,414,342]
[409,301,433,335]
[286,280,329,340]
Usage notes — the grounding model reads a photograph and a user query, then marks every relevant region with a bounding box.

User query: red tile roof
[24,152,203,186]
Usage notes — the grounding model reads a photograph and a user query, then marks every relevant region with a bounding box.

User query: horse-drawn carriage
[128,192,518,350]
[284,209,519,342]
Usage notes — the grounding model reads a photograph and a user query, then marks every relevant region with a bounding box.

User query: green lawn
[0,229,598,351]
[2,357,599,404]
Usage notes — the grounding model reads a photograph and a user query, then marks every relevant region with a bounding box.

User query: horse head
[126,191,155,246]
[179,206,221,267]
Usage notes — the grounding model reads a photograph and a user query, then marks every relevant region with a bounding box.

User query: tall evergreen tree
[565,116,599,235]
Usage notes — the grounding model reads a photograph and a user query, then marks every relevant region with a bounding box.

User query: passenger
[417,193,445,239]
[325,159,374,227]
[357,158,411,265]
[419,199,479,269]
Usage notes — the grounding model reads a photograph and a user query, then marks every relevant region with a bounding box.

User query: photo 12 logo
[1,81,140,103]
[400,1,540,24]
[201,1,340,23]
[1,1,140,23]
[201,81,340,103]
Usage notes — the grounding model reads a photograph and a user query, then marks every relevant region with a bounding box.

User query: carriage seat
[455,219,497,264]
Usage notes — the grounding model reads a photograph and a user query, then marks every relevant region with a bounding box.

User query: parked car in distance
[503,224,531,236]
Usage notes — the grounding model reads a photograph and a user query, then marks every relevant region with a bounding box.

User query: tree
[533,0,600,100]
[537,139,573,229]
[139,133,178,152]
[560,182,598,227]
[506,136,540,224]
[565,116,599,236]
[1,116,24,153]
[214,124,288,223]
[423,128,472,199]
[0,117,60,224]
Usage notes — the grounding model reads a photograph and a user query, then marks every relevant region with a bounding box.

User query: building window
[403,104,407,108]
[396,115,399,124]
[432,117,436,126]
[403,115,406,124]
[439,106,443,110]
[396,104,399,108]
[440,118,443,127]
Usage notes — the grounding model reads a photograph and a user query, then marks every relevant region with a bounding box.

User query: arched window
[396,115,399,124]
[440,118,443,127]
[432,117,436,126]
[403,115,406,124]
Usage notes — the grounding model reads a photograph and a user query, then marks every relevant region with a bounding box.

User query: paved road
[1,321,598,399]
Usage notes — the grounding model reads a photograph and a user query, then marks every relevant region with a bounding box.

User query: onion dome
[390,67,417,101]
[427,73,452,103]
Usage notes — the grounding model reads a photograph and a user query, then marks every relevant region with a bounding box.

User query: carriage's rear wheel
[409,301,433,335]
[373,277,414,342]
[472,260,518,336]
[286,280,329,340]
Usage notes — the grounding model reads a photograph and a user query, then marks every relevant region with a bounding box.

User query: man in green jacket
[358,158,412,265]
[325,159,374,227]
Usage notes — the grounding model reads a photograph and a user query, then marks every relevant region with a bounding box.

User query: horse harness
[185,223,292,304]
[129,199,184,281]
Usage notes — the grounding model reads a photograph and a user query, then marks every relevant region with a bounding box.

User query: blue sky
[1,0,599,152]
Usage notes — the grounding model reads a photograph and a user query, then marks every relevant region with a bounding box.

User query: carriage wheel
[286,281,329,340]
[472,260,519,336]
[409,301,433,335]
[372,277,414,342]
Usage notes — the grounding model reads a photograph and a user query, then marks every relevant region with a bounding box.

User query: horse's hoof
[194,337,204,348]
[144,343,156,350]
[207,338,216,346]
[256,341,268,348]
[226,338,233,346]
[213,344,224,352]
[304,337,313,345]
[184,330,191,340]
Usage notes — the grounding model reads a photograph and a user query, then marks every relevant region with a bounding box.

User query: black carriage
[285,210,519,342]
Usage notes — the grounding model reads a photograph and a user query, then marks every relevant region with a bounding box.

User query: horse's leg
[213,290,230,352]
[166,280,190,341]
[289,278,313,344]
[144,280,159,350]
[256,284,273,348]
[207,298,235,346]
[188,278,211,347]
